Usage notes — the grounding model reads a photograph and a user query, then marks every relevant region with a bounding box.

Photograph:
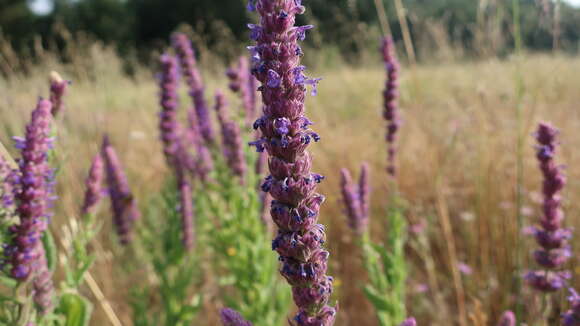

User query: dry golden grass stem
[373,0,392,38]
[436,184,467,326]
[392,0,416,65]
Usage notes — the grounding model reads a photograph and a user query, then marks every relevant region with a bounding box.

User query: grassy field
[1,44,580,325]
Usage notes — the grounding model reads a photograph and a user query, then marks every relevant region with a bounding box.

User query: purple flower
[172,33,214,143]
[7,98,55,313]
[101,136,140,245]
[340,164,370,235]
[226,56,259,124]
[0,155,14,209]
[158,53,197,249]
[399,318,417,326]
[525,122,571,292]
[214,91,247,182]
[48,71,70,117]
[80,153,104,216]
[497,311,515,326]
[562,289,580,325]
[220,308,253,326]
[381,37,401,177]
[249,0,336,324]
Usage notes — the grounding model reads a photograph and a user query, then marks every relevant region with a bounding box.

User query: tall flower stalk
[340,163,370,235]
[158,53,196,249]
[214,91,246,182]
[8,98,55,314]
[248,0,335,324]
[172,32,214,144]
[48,71,69,117]
[382,37,401,178]
[80,153,104,216]
[525,122,571,292]
[102,136,140,245]
[227,56,258,123]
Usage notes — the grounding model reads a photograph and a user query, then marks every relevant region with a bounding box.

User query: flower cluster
[339,163,370,235]
[172,32,214,143]
[7,98,55,313]
[49,71,70,117]
[497,311,515,326]
[158,53,197,249]
[524,122,571,292]
[399,318,417,326]
[248,0,335,324]
[381,37,401,177]
[220,308,253,326]
[214,91,246,181]
[226,56,258,123]
[0,155,13,209]
[80,153,104,216]
[102,136,140,245]
[562,289,580,325]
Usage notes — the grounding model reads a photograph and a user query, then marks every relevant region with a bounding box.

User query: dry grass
[1,44,580,325]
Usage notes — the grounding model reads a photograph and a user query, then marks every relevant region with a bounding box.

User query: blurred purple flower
[562,288,580,325]
[101,136,140,245]
[48,71,70,117]
[525,122,571,292]
[172,33,214,144]
[381,37,401,177]
[220,308,252,326]
[497,310,515,326]
[340,163,370,235]
[399,318,417,326]
[214,91,246,182]
[226,56,258,123]
[80,153,104,216]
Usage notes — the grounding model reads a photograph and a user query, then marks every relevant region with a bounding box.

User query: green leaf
[0,274,17,288]
[58,293,93,326]
[42,230,58,273]
[363,285,390,311]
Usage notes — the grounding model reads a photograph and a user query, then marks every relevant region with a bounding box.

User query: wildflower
[214,91,246,181]
[340,163,370,235]
[8,98,55,313]
[80,153,104,216]
[497,311,515,326]
[249,0,336,324]
[49,71,70,117]
[381,37,401,177]
[101,136,140,245]
[399,318,417,326]
[172,33,214,143]
[562,289,580,325]
[226,56,258,123]
[525,122,571,292]
[220,308,253,326]
[0,155,14,209]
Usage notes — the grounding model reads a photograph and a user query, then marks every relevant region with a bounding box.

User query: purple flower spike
[562,289,580,325]
[497,311,515,326]
[226,56,259,124]
[0,155,14,209]
[102,136,140,245]
[249,0,336,323]
[220,308,253,326]
[80,153,104,216]
[215,91,246,182]
[399,318,417,326]
[172,33,214,144]
[340,163,370,235]
[49,71,70,117]
[8,98,55,313]
[158,53,197,249]
[381,37,401,177]
[525,122,571,293]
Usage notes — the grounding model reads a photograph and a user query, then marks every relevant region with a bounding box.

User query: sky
[27,0,580,16]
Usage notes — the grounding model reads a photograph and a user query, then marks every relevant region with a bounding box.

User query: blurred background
[2,0,580,69]
[2,1,580,326]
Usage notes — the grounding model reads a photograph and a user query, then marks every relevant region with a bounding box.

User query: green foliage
[198,148,291,326]
[57,292,93,326]
[362,203,408,326]
[130,180,201,326]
